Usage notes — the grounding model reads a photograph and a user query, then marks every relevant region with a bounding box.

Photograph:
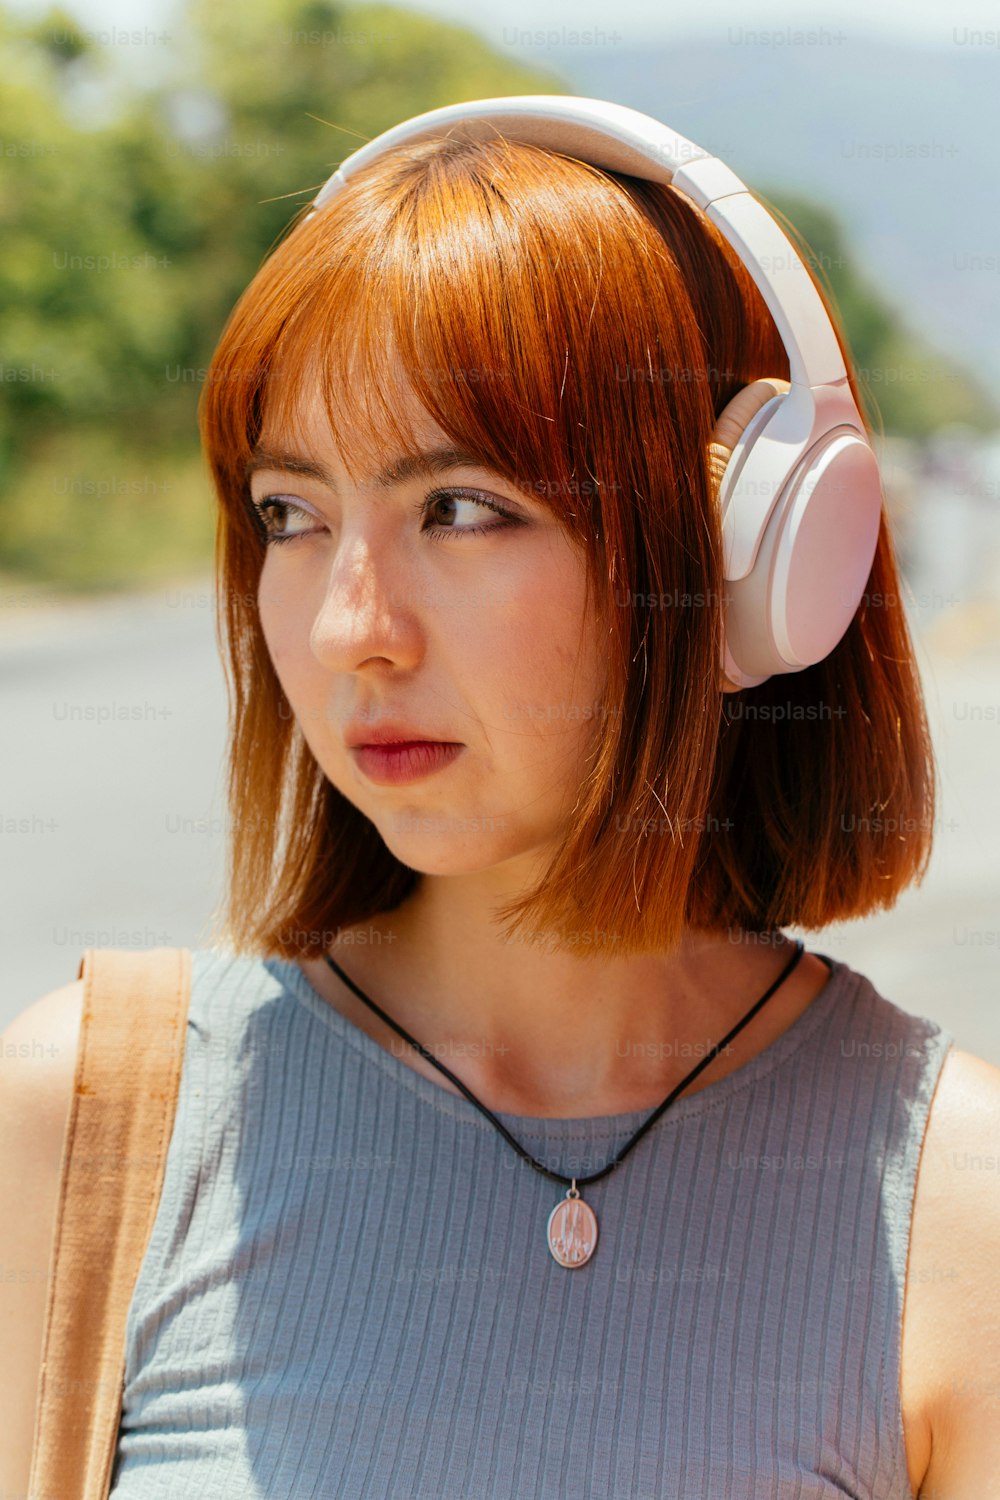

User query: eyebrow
[245,443,488,491]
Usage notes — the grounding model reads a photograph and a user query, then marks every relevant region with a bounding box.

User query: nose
[307,524,423,674]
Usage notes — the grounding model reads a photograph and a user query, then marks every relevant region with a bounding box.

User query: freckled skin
[255,378,609,878]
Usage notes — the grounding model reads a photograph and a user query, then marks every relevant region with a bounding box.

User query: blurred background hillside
[2,0,998,1048]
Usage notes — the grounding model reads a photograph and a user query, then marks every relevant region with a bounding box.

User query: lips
[344,719,459,749]
[351,740,464,786]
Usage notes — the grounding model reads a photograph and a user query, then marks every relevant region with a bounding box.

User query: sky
[6,0,1000,51]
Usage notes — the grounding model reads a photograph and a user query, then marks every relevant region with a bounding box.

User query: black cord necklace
[322,936,805,1269]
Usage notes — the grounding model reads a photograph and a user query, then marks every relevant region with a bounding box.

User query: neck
[315,867,825,1118]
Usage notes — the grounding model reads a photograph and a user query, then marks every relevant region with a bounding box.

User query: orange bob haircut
[198,130,935,963]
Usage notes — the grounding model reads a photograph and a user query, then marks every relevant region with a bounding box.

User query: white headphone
[304,95,883,689]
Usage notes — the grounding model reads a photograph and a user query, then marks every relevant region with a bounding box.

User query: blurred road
[1,574,231,1022]
[2,564,998,1064]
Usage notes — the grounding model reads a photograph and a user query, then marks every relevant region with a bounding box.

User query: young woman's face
[251,371,611,879]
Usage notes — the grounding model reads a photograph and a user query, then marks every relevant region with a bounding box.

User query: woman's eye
[250,488,524,548]
[251,497,319,545]
[419,488,523,541]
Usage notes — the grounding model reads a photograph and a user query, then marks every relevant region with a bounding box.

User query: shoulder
[0,972,83,1254]
[910,1044,1000,1495]
[0,976,84,1132]
[185,945,303,1048]
[0,978,85,1499]
[0,975,85,1195]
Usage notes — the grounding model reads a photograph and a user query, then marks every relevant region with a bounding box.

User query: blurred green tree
[0,0,995,592]
[763,190,999,438]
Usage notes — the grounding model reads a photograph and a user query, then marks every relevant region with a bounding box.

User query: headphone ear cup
[709,380,792,691]
[721,401,883,684]
[772,432,883,665]
[710,376,884,685]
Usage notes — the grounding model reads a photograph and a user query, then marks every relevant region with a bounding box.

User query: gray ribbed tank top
[106,945,953,1499]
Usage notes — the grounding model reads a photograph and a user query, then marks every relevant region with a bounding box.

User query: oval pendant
[547,1183,598,1268]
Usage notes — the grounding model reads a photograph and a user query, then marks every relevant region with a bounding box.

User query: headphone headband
[306,94,848,390]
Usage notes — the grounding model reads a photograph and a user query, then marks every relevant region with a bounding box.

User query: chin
[371,810,548,879]
[375,830,512,877]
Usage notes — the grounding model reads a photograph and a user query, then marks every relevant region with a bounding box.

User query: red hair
[198,131,935,961]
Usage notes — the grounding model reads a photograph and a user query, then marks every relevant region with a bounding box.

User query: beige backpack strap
[28,946,192,1500]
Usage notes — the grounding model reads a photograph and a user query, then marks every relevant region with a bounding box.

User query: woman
[4,97,998,1499]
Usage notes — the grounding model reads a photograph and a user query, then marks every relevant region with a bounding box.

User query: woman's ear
[710,378,792,695]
